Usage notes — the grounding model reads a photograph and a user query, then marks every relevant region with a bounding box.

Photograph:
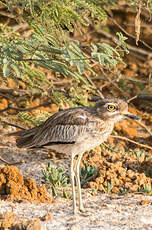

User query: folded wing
[9,107,96,148]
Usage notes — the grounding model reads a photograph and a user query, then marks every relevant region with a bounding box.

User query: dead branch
[0,156,24,165]
[135,2,141,45]
[137,94,152,100]
[135,120,152,136]
[98,29,152,60]
[128,94,152,103]
[100,67,128,98]
[84,72,104,99]
[111,135,152,150]
[0,101,52,113]
[109,17,152,51]
[2,121,25,130]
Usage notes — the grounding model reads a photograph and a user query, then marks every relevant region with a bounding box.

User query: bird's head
[94,98,140,122]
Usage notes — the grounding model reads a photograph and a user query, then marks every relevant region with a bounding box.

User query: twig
[110,5,152,22]
[0,156,13,165]
[14,57,94,62]
[137,94,152,100]
[84,72,104,99]
[124,76,147,84]
[128,94,152,103]
[0,156,24,165]
[135,2,141,45]
[0,11,15,18]
[127,95,137,103]
[98,29,152,59]
[128,96,152,136]
[84,50,128,98]
[111,135,152,150]
[124,23,152,28]
[0,87,29,95]
[100,67,128,97]
[109,17,152,51]
[135,120,152,136]
[2,121,25,130]
[129,47,151,57]
[9,103,51,111]
[0,101,52,113]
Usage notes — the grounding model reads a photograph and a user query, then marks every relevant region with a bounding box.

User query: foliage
[42,161,98,197]
[100,182,113,193]
[127,0,152,11]
[18,110,51,127]
[0,0,130,98]
[0,0,151,124]
[41,162,69,197]
[138,184,152,193]
[80,163,98,186]
[91,41,127,68]
[0,25,128,91]
[5,0,114,29]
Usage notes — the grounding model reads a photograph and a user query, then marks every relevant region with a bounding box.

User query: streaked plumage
[8,98,139,214]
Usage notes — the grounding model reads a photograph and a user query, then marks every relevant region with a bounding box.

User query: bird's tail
[7,128,37,148]
[7,129,27,136]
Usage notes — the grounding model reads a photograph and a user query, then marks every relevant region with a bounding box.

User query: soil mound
[83,146,152,194]
[0,166,52,203]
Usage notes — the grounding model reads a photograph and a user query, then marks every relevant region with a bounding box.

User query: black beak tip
[125,114,140,120]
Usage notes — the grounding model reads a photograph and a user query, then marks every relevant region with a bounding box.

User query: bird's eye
[107,104,116,112]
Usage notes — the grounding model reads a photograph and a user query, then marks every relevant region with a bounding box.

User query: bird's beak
[124,113,140,120]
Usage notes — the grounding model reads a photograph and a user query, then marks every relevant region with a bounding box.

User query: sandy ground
[1,192,152,230]
[0,144,152,230]
[0,72,151,230]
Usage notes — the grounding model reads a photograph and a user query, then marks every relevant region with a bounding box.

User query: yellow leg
[71,153,77,214]
[75,153,85,212]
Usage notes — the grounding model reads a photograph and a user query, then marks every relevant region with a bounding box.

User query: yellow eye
[107,104,116,112]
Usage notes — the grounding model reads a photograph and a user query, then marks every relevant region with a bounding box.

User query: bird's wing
[15,107,98,148]
[32,107,93,146]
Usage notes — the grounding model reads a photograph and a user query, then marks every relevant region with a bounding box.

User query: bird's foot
[79,207,95,216]
[73,206,78,215]
[79,206,86,213]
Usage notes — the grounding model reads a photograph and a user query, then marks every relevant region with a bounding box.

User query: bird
[8,98,140,214]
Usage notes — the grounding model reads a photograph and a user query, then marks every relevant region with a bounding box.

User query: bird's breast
[88,120,114,138]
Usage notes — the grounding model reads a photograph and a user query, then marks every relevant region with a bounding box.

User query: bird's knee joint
[71,170,75,178]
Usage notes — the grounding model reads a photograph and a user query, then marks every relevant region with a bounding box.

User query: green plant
[100,182,113,193]
[0,1,130,96]
[91,188,98,195]
[148,168,152,178]
[42,162,69,197]
[138,184,152,193]
[18,110,52,127]
[119,188,129,195]
[128,148,148,160]
[80,163,98,186]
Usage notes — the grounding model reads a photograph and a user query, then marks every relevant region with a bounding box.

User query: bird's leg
[71,153,77,214]
[75,153,85,212]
